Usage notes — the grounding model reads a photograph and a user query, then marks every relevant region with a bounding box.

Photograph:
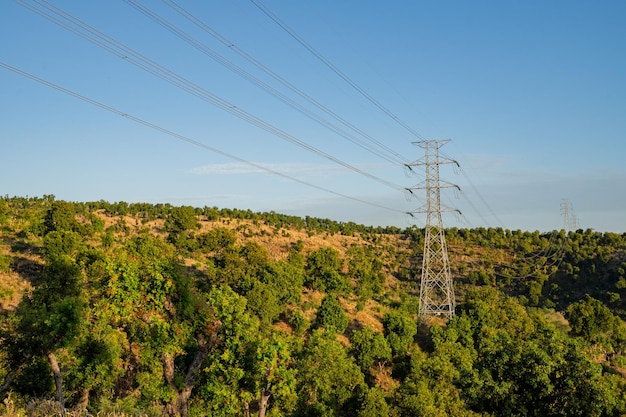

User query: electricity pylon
[561,199,578,232]
[406,140,459,320]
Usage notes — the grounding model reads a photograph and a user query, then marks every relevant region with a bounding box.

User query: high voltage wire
[494,232,569,281]
[159,0,409,165]
[123,0,404,165]
[0,61,409,216]
[249,0,504,231]
[250,0,427,142]
[243,0,510,230]
[247,0,502,229]
[439,149,507,229]
[157,2,549,238]
[458,169,505,229]
[251,0,506,232]
[14,0,407,193]
[3,2,523,232]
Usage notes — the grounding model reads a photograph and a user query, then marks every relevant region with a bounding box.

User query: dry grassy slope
[0,260,32,311]
[2,211,414,337]
[0,218,39,310]
[0,210,541,319]
[98,212,416,342]
[96,210,410,262]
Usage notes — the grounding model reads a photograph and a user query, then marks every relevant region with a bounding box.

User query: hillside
[1,196,626,417]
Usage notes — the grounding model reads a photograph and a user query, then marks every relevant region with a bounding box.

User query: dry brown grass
[354,302,385,333]
[0,395,156,417]
[0,245,34,311]
[92,211,397,264]
[194,217,371,261]
[301,289,324,322]
[543,309,570,333]
[0,271,30,311]
[272,320,293,335]
[336,333,351,348]
[373,365,399,392]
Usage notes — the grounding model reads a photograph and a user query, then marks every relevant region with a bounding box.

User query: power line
[15,0,508,231]
[15,0,406,193]
[250,0,427,141]
[437,149,506,229]
[125,0,405,166]
[161,0,409,165]
[99,1,514,233]
[491,202,575,281]
[0,60,408,216]
[247,0,515,232]
[255,4,526,231]
[457,169,504,229]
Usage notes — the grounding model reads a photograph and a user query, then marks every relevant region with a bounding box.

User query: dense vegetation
[1,195,625,416]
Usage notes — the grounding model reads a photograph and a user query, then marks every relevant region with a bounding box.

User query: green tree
[260,255,304,305]
[7,235,87,409]
[165,205,200,250]
[42,229,84,260]
[197,227,236,253]
[350,327,392,374]
[62,327,125,410]
[242,332,298,417]
[567,295,626,351]
[296,329,365,416]
[382,309,417,357]
[0,198,9,225]
[288,309,310,336]
[305,247,348,293]
[193,285,259,417]
[347,245,384,301]
[357,386,391,417]
[314,295,349,334]
[44,200,78,235]
[395,350,480,417]
[443,287,626,417]
[102,234,221,417]
[212,242,269,294]
[246,280,282,328]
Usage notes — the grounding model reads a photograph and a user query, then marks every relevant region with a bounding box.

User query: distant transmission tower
[406,140,459,319]
[561,198,578,231]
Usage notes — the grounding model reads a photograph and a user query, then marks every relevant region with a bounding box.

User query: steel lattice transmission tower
[561,199,578,232]
[406,140,459,319]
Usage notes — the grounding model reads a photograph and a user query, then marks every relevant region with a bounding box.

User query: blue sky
[1,1,625,232]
